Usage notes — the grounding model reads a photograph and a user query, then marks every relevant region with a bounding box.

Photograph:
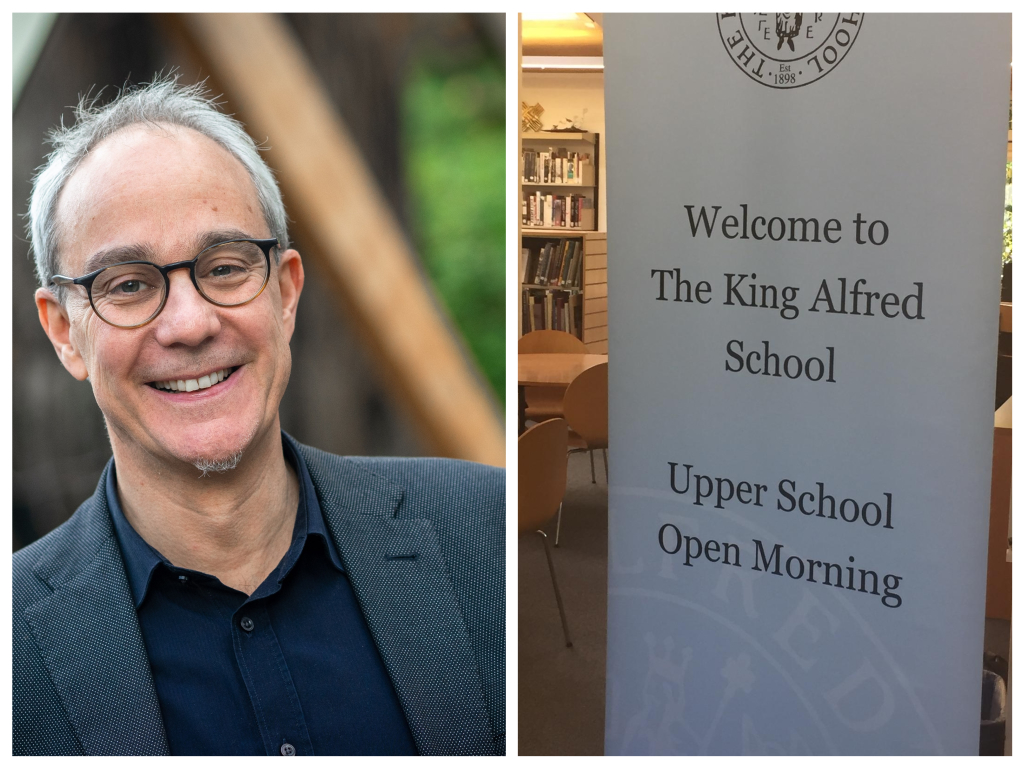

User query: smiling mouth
[148,366,238,392]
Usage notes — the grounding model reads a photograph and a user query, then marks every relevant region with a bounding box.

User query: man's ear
[35,287,89,381]
[277,249,305,340]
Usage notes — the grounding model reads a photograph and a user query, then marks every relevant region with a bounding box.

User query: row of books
[522,289,583,337]
[522,239,584,288]
[522,191,593,229]
[522,148,591,185]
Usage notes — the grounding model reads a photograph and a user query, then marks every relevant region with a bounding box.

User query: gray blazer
[13,439,505,755]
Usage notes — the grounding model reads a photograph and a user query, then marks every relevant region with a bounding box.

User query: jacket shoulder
[295,441,504,521]
[345,456,504,512]
[14,473,113,603]
[13,485,110,757]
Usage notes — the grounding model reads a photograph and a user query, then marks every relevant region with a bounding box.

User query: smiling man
[13,79,505,756]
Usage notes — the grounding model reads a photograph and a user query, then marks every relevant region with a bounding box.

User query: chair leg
[537,530,573,648]
[554,502,563,547]
[603,448,608,483]
[589,450,596,484]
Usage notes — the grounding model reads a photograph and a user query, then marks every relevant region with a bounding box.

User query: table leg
[519,385,526,435]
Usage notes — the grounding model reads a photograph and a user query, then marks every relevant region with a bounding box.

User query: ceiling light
[521,12,588,22]
[522,56,604,72]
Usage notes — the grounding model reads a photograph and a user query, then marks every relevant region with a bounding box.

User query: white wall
[521,72,607,232]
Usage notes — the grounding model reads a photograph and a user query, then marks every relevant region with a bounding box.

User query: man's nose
[151,269,221,346]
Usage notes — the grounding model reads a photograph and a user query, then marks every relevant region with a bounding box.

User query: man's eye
[103,274,158,298]
[112,279,146,294]
[210,265,238,277]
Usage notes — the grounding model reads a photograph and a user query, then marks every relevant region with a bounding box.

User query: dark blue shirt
[106,434,418,756]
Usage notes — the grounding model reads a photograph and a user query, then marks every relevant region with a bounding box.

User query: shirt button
[239,616,255,632]
[280,743,296,756]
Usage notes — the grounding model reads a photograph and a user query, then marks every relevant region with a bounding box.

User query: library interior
[517,12,612,756]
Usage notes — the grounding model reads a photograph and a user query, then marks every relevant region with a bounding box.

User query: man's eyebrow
[192,229,265,254]
[78,229,265,275]
[81,244,157,275]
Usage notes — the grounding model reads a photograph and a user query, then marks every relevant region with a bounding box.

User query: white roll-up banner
[603,14,1010,755]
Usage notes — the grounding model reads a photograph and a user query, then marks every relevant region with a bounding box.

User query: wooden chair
[558,363,608,547]
[519,418,573,647]
[564,361,608,480]
[519,330,587,424]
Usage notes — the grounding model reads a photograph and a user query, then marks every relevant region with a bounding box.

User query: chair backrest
[518,330,587,354]
[563,362,608,448]
[518,418,569,533]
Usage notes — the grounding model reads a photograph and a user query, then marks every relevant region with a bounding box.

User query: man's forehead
[64,124,256,204]
[56,123,264,268]
[72,122,242,177]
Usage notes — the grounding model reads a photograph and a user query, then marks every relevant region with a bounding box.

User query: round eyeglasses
[50,238,277,329]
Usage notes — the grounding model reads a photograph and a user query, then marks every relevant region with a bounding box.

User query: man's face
[37,124,303,472]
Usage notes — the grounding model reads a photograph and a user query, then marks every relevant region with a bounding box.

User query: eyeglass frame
[49,237,279,329]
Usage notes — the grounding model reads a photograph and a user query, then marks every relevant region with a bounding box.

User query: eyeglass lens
[90,241,269,327]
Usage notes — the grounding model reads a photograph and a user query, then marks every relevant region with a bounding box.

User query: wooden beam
[170,13,504,466]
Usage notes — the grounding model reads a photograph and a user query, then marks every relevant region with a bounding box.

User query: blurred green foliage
[402,46,505,405]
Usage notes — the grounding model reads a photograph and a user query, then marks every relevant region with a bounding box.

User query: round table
[518,353,608,433]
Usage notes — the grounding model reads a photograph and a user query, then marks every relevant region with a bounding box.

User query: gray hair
[28,75,289,294]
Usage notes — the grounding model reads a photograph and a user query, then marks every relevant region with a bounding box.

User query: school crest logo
[717,13,864,89]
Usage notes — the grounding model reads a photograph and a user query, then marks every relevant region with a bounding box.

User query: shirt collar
[107,431,343,608]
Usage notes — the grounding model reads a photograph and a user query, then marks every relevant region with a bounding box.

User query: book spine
[547,242,560,285]
[558,241,572,286]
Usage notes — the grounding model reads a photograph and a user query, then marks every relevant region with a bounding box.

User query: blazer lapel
[23,475,169,756]
[304,448,497,756]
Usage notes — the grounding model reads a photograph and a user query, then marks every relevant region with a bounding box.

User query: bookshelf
[521,131,599,232]
[521,231,607,353]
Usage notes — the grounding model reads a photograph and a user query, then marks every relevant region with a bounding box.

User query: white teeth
[153,367,233,392]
